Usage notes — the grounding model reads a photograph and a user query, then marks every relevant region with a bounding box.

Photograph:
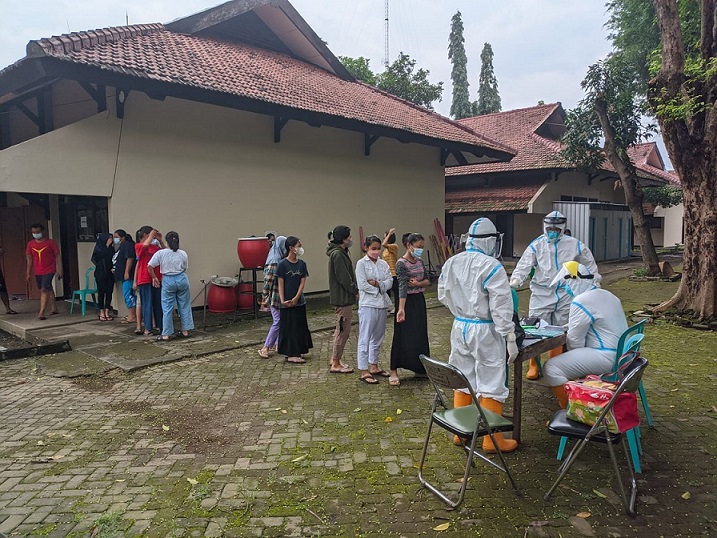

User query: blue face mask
[547,230,560,241]
[412,247,424,258]
[113,237,121,246]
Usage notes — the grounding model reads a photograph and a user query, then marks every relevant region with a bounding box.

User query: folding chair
[418,354,521,509]
[544,355,648,516]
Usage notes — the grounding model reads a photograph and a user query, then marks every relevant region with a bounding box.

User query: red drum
[237,237,270,268]
[207,277,238,313]
[236,282,254,310]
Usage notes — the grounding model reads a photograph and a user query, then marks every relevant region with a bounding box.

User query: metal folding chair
[544,355,648,516]
[418,354,521,509]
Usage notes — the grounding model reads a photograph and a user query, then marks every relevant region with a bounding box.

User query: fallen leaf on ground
[330,446,336,452]
[593,489,607,498]
[396,409,403,415]
[302,419,309,424]
[384,417,393,423]
[187,478,198,485]
[576,512,591,519]
[292,454,308,463]
[162,425,170,431]
[433,523,450,531]
[281,409,288,414]
[353,408,361,412]
[681,491,691,500]
[37,441,45,446]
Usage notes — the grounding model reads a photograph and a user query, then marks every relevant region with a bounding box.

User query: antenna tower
[384,0,389,69]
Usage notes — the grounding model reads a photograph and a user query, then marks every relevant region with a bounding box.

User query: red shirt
[26,238,60,276]
[135,243,162,285]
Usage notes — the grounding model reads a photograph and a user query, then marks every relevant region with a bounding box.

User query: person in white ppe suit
[510,210,600,380]
[543,261,628,408]
[438,217,519,454]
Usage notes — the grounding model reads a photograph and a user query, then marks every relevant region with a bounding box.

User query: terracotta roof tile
[22,24,512,156]
[445,178,545,214]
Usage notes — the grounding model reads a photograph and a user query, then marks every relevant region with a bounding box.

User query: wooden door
[0,205,48,299]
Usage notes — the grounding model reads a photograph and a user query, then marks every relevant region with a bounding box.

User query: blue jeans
[160,273,194,336]
[139,283,162,332]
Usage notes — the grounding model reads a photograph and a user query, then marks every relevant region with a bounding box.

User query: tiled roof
[446,103,566,176]
[19,24,513,157]
[627,143,681,186]
[445,178,545,214]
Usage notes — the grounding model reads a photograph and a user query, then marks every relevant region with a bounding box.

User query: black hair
[405,233,424,246]
[401,233,411,246]
[365,235,381,248]
[30,223,44,231]
[328,225,351,244]
[138,225,153,240]
[115,228,134,244]
[166,231,180,252]
[285,236,300,250]
[385,231,396,244]
[266,233,275,240]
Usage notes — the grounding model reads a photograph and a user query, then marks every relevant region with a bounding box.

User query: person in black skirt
[389,233,430,386]
[92,232,116,321]
[277,236,313,364]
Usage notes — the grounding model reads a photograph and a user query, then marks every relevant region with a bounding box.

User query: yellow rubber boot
[480,397,518,454]
[452,390,474,445]
[548,345,564,358]
[526,358,540,380]
[551,384,568,409]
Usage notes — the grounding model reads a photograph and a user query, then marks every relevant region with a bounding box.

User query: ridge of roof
[458,102,562,132]
[26,24,164,58]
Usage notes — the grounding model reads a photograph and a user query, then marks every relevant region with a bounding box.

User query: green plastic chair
[70,267,99,316]
[418,354,521,509]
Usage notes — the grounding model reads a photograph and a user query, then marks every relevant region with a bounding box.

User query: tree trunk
[649,0,717,320]
[595,98,661,275]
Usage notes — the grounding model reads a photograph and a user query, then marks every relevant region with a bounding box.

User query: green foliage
[448,11,473,119]
[642,185,683,208]
[338,56,376,85]
[338,54,443,110]
[474,42,501,115]
[652,56,717,121]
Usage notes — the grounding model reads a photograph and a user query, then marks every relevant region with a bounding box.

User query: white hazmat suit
[543,263,628,388]
[438,218,516,401]
[511,211,600,326]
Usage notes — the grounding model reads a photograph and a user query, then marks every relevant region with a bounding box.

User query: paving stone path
[1,285,716,537]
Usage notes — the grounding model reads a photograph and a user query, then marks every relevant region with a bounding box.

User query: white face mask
[295,247,304,257]
[32,233,43,240]
[113,237,121,246]
[151,239,161,246]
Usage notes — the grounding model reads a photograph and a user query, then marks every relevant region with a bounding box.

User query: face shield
[465,218,503,258]
[550,261,595,297]
[543,211,567,243]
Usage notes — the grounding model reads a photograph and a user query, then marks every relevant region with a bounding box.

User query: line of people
[257,226,431,387]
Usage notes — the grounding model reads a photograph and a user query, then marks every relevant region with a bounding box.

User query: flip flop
[5,310,18,315]
[286,357,306,364]
[359,374,379,385]
[388,376,400,386]
[258,348,270,359]
[175,332,190,338]
[156,335,171,342]
[37,315,47,321]
[329,365,354,374]
[134,329,144,335]
[50,311,59,315]
[369,369,391,378]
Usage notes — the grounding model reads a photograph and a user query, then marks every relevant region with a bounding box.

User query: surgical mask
[32,233,43,240]
[412,247,424,258]
[113,237,121,246]
[346,239,353,249]
[295,247,304,257]
[151,239,161,246]
[367,250,380,260]
[547,230,560,241]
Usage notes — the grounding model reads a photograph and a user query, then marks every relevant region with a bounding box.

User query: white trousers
[448,319,508,402]
[357,306,388,370]
[543,347,615,386]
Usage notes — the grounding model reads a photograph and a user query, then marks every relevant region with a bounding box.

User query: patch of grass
[604,277,680,314]
[30,523,57,536]
[90,511,132,537]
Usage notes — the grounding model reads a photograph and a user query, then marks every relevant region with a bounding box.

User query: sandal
[156,335,171,342]
[5,310,18,315]
[329,365,354,374]
[175,332,190,338]
[258,348,270,359]
[286,357,306,364]
[388,376,400,386]
[359,374,379,385]
[37,315,47,321]
[369,369,391,378]
[134,329,144,335]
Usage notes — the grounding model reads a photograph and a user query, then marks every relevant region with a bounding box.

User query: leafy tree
[339,54,443,110]
[338,56,376,85]
[646,0,717,320]
[473,43,501,115]
[561,58,661,275]
[642,185,683,208]
[448,11,473,119]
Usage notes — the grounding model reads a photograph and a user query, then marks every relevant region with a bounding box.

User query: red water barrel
[236,282,254,310]
[207,277,238,313]
[237,237,270,268]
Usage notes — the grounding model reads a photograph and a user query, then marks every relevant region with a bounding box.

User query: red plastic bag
[565,376,639,434]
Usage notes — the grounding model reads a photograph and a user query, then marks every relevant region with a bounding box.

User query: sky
[0,0,614,118]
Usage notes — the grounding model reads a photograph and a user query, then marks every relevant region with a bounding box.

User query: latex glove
[594,279,602,288]
[509,278,521,289]
[506,332,519,364]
